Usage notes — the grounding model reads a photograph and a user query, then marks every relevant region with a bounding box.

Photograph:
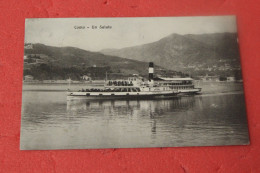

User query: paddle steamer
[67,62,179,100]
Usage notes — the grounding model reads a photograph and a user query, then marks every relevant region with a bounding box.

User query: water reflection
[65,97,196,137]
[66,97,196,114]
[21,92,249,150]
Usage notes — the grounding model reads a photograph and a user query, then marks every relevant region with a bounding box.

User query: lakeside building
[24,75,34,81]
[200,75,220,82]
[227,77,236,82]
[82,75,92,81]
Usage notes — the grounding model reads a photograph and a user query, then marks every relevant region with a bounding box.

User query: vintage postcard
[20,16,249,150]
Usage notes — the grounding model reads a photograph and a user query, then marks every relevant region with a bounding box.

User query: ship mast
[148,62,154,81]
[68,77,71,91]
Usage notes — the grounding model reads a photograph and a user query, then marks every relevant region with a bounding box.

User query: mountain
[101,33,242,77]
[23,44,181,80]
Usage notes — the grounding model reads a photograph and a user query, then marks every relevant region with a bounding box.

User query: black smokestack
[148,62,154,81]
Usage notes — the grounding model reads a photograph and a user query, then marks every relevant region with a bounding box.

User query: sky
[25,16,237,51]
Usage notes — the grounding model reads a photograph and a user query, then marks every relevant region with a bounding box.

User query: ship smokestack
[148,62,154,81]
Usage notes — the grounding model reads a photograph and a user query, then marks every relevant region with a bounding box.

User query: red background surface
[0,0,260,172]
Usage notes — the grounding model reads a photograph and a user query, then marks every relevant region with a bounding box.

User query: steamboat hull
[67,91,179,100]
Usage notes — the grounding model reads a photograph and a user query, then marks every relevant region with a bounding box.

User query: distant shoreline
[22,81,244,95]
[23,80,242,84]
[23,80,104,84]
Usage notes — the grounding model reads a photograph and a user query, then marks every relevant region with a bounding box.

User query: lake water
[20,83,249,150]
